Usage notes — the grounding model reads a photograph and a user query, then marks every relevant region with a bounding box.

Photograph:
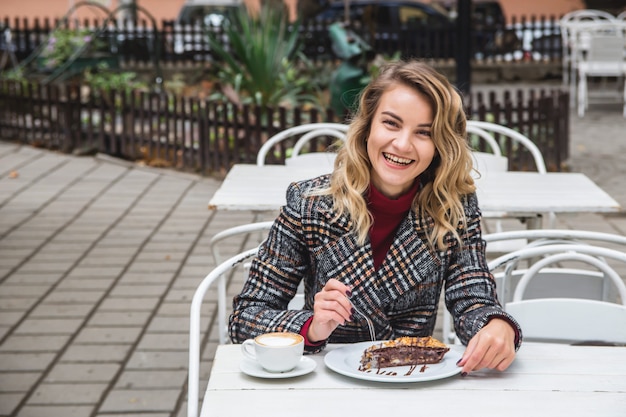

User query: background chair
[491,243,626,344]
[490,240,626,343]
[253,123,347,221]
[484,229,626,301]
[466,120,551,252]
[467,123,509,177]
[559,9,616,96]
[256,123,348,167]
[576,29,626,117]
[441,229,626,344]
[466,120,547,174]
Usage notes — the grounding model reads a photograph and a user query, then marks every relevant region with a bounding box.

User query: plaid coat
[229,175,522,353]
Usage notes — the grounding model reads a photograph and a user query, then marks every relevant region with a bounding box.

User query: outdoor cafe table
[207,164,621,226]
[200,342,626,417]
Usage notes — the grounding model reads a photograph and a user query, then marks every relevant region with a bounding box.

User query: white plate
[240,356,317,379]
[324,341,463,383]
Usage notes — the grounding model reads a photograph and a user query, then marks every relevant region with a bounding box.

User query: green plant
[84,63,145,93]
[206,5,322,108]
[39,28,105,70]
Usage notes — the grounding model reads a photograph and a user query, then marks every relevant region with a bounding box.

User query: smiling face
[366,83,436,199]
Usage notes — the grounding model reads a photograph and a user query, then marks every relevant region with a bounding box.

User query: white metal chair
[559,10,616,91]
[188,247,259,417]
[256,123,348,167]
[189,242,306,417]
[494,244,626,344]
[492,241,626,343]
[484,229,626,301]
[466,121,551,246]
[576,29,626,117]
[441,229,626,344]
[466,120,547,174]
[467,122,509,178]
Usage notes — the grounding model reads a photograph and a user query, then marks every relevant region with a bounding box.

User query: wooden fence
[0,80,569,176]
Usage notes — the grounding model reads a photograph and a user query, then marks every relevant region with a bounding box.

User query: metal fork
[348,298,376,341]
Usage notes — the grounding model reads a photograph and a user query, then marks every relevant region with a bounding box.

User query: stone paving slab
[1,99,625,417]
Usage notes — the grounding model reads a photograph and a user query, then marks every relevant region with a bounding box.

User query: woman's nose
[392,131,412,149]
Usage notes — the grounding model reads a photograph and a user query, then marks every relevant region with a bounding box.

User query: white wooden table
[200,343,626,417]
[207,164,621,220]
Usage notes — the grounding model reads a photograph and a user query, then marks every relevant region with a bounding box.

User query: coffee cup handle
[241,339,256,361]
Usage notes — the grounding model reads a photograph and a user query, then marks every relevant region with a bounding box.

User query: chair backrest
[441,230,626,344]
[560,9,616,48]
[190,240,306,417]
[466,124,503,156]
[505,298,626,344]
[561,9,616,25]
[189,247,259,417]
[471,151,509,177]
[586,32,624,64]
[488,242,626,303]
[467,125,509,177]
[466,120,547,173]
[256,123,349,166]
[508,249,626,303]
[209,221,274,345]
[495,241,626,345]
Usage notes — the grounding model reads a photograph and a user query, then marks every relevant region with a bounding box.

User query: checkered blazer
[229,175,522,353]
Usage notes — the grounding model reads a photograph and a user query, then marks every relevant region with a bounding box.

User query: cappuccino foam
[259,335,299,347]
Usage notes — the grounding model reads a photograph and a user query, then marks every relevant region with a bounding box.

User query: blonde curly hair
[314,60,476,250]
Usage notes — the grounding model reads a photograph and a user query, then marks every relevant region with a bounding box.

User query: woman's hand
[307,278,353,343]
[457,318,517,375]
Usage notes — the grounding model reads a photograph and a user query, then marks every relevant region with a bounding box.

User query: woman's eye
[383,119,399,128]
[416,130,432,137]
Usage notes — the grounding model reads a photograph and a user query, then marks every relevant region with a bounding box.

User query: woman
[229,60,521,375]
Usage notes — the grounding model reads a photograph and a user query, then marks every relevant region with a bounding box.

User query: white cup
[241,332,304,373]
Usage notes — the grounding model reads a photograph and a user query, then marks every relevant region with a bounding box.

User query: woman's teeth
[383,152,413,166]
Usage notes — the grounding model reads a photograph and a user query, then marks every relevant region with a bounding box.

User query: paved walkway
[1,97,626,417]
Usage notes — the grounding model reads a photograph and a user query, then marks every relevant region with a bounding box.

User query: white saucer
[240,356,317,379]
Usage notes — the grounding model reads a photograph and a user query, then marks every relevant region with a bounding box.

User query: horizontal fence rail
[0,14,566,66]
[0,80,569,176]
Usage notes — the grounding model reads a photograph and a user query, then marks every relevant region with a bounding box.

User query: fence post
[60,83,80,153]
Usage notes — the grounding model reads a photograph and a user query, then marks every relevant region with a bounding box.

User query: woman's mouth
[383,152,414,166]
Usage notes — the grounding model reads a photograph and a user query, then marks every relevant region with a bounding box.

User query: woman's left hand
[456,318,517,375]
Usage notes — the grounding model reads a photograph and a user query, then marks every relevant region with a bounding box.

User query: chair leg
[623,76,626,118]
[570,67,577,109]
[578,72,587,118]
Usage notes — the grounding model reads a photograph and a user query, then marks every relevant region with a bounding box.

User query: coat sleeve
[228,181,322,352]
[444,193,523,349]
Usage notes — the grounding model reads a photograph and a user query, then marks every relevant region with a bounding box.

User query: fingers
[457,319,517,375]
[323,278,352,296]
[307,279,354,342]
[314,279,352,322]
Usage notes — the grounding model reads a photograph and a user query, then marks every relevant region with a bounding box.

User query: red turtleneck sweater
[367,180,420,270]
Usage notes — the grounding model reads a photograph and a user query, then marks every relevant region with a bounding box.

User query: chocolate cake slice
[359,336,450,370]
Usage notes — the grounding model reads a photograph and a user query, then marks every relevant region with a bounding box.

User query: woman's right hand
[306,278,353,343]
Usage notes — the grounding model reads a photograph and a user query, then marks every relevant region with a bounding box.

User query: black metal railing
[1,14,565,66]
